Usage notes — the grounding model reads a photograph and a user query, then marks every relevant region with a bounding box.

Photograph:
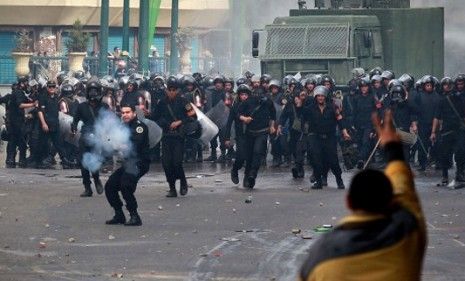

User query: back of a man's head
[348,169,393,213]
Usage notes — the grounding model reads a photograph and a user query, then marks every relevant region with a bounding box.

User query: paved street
[0,159,464,281]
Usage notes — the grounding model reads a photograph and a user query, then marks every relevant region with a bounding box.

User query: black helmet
[166,75,179,89]
[236,77,247,87]
[320,74,334,86]
[381,70,395,80]
[213,75,225,85]
[236,84,251,95]
[358,76,371,87]
[388,79,403,91]
[313,85,329,97]
[283,74,294,86]
[86,80,103,101]
[454,73,465,84]
[201,76,214,88]
[127,79,139,90]
[371,74,382,83]
[182,75,196,86]
[421,75,435,86]
[441,77,454,87]
[243,70,254,79]
[304,77,317,86]
[260,74,272,84]
[398,74,415,90]
[224,77,234,85]
[46,80,57,88]
[61,83,74,98]
[390,84,406,103]
[369,67,383,78]
[269,79,281,89]
[192,72,204,83]
[74,70,85,80]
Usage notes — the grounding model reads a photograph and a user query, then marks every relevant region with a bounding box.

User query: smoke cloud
[81,110,133,173]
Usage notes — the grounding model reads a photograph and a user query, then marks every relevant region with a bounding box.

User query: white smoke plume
[81,109,133,173]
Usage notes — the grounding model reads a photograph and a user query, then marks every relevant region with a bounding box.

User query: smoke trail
[81,109,133,173]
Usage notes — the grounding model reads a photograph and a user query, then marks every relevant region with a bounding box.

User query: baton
[363,138,382,170]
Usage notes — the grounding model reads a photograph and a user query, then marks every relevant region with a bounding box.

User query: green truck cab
[253,1,444,85]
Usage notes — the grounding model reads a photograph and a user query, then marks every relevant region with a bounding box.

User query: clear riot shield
[205,100,230,130]
[193,103,219,146]
[141,118,163,148]
[59,112,82,147]
[274,102,284,122]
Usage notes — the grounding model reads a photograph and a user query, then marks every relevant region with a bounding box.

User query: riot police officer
[302,86,350,189]
[225,84,251,184]
[205,75,226,161]
[154,76,196,197]
[237,83,276,188]
[71,80,108,197]
[6,76,35,168]
[352,77,378,169]
[37,81,73,169]
[431,78,465,188]
[413,75,441,171]
[104,103,150,226]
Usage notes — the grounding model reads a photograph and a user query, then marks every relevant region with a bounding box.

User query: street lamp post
[138,0,149,72]
[99,0,109,77]
[169,0,179,74]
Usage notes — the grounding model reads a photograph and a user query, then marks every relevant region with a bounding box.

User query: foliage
[13,29,33,52]
[65,19,90,52]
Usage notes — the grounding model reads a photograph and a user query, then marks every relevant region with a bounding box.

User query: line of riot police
[2,67,465,190]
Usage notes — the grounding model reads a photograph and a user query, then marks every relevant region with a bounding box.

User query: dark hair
[348,169,393,213]
[120,103,136,112]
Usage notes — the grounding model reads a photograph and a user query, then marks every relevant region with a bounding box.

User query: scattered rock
[199,253,208,257]
[176,204,180,207]
[108,235,116,240]
[225,199,233,203]
[245,196,253,204]
[221,237,240,242]
[319,202,324,206]
[452,234,460,239]
[45,224,50,228]
[192,229,198,234]
[111,273,123,278]
[291,228,301,234]
[68,237,76,243]
[275,202,280,206]
[39,242,47,248]
[215,179,223,183]
[301,234,313,239]
[158,205,163,210]
[232,208,237,213]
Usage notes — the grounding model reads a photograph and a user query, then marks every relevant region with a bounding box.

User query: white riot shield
[205,100,230,129]
[141,118,162,148]
[59,112,82,147]
[193,103,219,146]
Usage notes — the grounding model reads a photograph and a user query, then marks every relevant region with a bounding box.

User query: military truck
[252,0,444,85]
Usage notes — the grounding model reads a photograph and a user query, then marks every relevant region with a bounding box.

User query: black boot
[321,174,328,187]
[247,176,256,189]
[312,180,323,189]
[336,176,345,189]
[231,168,239,184]
[205,149,217,162]
[80,184,93,197]
[124,211,142,226]
[94,178,104,195]
[18,156,27,168]
[105,208,126,225]
[166,183,177,198]
[216,150,226,163]
[292,166,299,178]
[180,180,188,196]
[5,159,16,168]
[196,149,203,162]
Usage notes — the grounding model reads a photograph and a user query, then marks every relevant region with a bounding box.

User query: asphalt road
[0,159,464,281]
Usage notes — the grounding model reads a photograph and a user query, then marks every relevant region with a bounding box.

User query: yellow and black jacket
[300,142,426,281]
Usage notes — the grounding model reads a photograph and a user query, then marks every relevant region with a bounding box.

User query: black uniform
[352,91,378,163]
[238,94,276,187]
[105,118,150,217]
[414,89,440,170]
[434,93,465,181]
[6,89,31,167]
[302,101,346,188]
[72,102,110,194]
[155,95,193,195]
[38,91,68,165]
[205,87,226,160]
[120,91,143,109]
[225,99,247,173]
